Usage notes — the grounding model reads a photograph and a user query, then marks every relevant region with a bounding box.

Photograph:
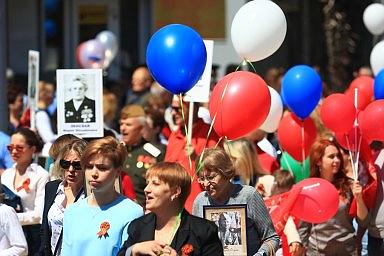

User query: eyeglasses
[59,159,82,171]
[197,172,219,184]
[7,144,27,153]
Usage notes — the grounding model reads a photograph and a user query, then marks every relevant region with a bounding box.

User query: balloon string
[179,94,193,175]
[246,59,257,73]
[195,62,242,176]
[301,121,306,178]
[355,134,362,181]
[344,133,357,180]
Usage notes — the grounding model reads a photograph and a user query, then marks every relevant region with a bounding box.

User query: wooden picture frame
[203,204,247,256]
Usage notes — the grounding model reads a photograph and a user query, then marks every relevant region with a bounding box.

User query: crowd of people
[0,64,383,256]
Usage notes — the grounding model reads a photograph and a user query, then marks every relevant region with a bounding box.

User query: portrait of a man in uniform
[64,75,96,123]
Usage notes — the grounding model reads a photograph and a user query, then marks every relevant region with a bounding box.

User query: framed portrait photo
[56,69,103,138]
[203,204,247,256]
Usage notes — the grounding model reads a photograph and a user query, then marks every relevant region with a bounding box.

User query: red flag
[264,186,302,234]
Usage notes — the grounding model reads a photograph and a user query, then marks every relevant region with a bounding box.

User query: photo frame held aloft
[203,204,247,256]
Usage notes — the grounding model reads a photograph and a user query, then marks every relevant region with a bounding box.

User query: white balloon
[96,31,118,68]
[231,0,287,62]
[259,86,283,133]
[370,40,384,76]
[363,3,384,35]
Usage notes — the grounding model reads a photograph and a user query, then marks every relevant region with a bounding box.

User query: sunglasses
[59,159,82,171]
[7,144,27,153]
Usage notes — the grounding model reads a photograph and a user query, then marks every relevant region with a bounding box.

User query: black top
[118,209,224,256]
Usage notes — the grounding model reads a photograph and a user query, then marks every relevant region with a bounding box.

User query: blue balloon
[374,69,384,100]
[146,24,207,94]
[281,65,322,119]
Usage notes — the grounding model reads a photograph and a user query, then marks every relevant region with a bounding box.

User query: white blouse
[0,204,28,256]
[1,163,50,225]
[47,182,85,255]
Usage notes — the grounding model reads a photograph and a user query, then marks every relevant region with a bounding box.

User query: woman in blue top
[61,136,143,256]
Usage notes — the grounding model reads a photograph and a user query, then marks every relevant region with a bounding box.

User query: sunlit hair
[146,162,191,208]
[200,148,235,180]
[81,136,127,169]
[224,138,267,185]
[271,169,295,195]
[49,134,79,160]
[309,138,350,197]
[52,139,88,179]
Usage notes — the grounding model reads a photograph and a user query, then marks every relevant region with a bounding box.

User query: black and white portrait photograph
[57,69,103,138]
[204,205,247,256]
[27,50,39,129]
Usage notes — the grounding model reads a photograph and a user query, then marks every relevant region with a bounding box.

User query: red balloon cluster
[209,71,271,140]
[277,112,317,162]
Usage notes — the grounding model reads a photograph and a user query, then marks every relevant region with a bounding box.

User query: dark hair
[7,84,23,104]
[14,127,43,153]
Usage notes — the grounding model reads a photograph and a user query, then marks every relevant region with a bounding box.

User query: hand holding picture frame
[203,204,247,256]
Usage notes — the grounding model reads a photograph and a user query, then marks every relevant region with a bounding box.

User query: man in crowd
[119,104,165,206]
[165,95,219,212]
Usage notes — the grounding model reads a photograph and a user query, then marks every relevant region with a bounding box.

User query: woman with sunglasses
[192,148,279,256]
[38,138,87,256]
[61,136,143,256]
[1,127,49,255]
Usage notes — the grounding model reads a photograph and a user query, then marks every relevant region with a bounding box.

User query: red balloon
[360,99,384,142]
[291,178,339,223]
[335,126,362,152]
[209,71,271,140]
[345,76,374,110]
[277,112,317,162]
[320,93,356,133]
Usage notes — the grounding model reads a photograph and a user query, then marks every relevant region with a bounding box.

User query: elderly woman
[61,136,142,256]
[1,127,49,255]
[118,162,223,256]
[38,138,87,256]
[192,148,279,256]
[298,138,365,255]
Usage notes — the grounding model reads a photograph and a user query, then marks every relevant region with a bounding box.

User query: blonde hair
[146,162,191,208]
[224,138,267,185]
[52,138,88,179]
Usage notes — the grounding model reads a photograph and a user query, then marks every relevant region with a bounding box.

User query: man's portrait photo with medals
[57,69,103,138]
